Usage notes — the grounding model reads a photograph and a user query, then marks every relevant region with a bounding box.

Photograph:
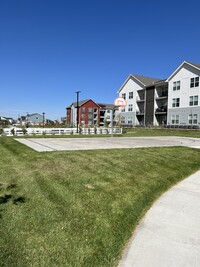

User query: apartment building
[66,99,118,127]
[118,61,200,127]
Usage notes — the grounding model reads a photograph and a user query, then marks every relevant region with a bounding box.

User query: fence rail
[2,127,122,136]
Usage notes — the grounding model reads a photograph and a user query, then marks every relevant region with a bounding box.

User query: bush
[22,127,27,135]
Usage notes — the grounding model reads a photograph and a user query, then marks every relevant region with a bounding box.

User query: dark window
[190,77,199,88]
[122,93,126,100]
[172,98,180,107]
[129,92,133,99]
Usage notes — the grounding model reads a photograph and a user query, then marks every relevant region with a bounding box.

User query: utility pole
[42,112,45,128]
[75,91,81,133]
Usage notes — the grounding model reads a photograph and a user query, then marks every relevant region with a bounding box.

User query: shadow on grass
[13,196,26,205]
[0,194,12,204]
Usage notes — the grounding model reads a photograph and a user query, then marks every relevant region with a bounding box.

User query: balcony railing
[155,106,167,114]
[136,110,144,115]
[156,92,168,99]
[136,98,145,102]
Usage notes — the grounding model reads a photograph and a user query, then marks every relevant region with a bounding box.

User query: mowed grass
[122,127,200,138]
[0,137,199,267]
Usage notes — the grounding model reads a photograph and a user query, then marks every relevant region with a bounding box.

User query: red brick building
[66,99,118,127]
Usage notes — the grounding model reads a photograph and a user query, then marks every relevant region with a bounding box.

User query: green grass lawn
[122,127,200,138]
[0,137,199,267]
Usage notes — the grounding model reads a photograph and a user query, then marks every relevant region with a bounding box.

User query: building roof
[131,74,160,86]
[118,74,161,93]
[98,103,115,109]
[167,61,200,81]
[186,61,200,70]
[27,113,43,117]
[67,99,101,108]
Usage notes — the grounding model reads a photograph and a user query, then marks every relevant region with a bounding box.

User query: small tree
[115,114,122,127]
[22,127,27,135]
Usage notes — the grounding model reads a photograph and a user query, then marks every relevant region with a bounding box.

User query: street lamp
[42,112,45,128]
[75,91,81,133]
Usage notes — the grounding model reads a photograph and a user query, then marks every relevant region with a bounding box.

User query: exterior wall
[118,76,145,126]
[168,107,200,125]
[167,63,200,125]
[80,100,100,126]
[28,114,43,125]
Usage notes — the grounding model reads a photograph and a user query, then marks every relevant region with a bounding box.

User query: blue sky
[1,0,200,120]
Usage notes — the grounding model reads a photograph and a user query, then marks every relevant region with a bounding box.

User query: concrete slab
[15,136,200,152]
[118,171,200,267]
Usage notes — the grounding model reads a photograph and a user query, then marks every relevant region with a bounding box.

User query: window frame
[189,114,198,124]
[190,77,199,88]
[171,115,179,124]
[173,81,181,91]
[122,93,126,100]
[128,104,133,112]
[189,95,198,106]
[172,98,180,107]
[129,92,133,99]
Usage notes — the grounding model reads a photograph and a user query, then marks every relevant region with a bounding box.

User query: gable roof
[132,74,160,86]
[27,113,42,117]
[167,61,200,81]
[98,103,115,109]
[118,74,161,93]
[67,99,101,108]
[187,61,200,69]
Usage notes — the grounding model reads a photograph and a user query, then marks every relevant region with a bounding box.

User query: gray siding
[168,107,200,125]
[28,114,43,124]
[120,112,136,125]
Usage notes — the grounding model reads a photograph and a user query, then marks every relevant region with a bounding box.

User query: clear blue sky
[1,0,200,120]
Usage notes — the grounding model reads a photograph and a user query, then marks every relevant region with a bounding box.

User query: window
[122,93,126,100]
[129,92,133,99]
[88,108,93,112]
[127,117,133,124]
[81,114,85,118]
[88,114,93,119]
[107,110,110,113]
[121,107,125,112]
[121,117,125,124]
[173,81,180,91]
[189,95,198,106]
[190,77,199,88]
[128,104,133,111]
[171,115,179,124]
[189,114,198,124]
[172,98,180,107]
[81,107,85,112]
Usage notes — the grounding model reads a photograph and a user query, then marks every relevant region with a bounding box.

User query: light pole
[42,112,45,128]
[75,91,81,133]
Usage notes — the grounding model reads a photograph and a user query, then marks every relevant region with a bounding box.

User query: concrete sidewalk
[15,136,200,152]
[118,171,200,267]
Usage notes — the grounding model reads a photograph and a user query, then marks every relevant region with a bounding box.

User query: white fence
[2,127,122,136]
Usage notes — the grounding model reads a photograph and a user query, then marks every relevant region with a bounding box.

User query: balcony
[155,91,168,100]
[155,106,167,114]
[136,98,145,103]
[136,110,144,115]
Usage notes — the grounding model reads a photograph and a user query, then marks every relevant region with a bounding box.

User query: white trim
[117,74,145,93]
[167,61,200,81]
